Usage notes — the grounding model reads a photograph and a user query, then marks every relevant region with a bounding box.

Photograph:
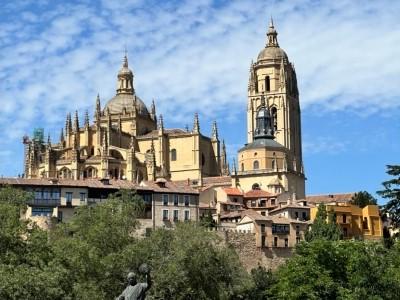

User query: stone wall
[217,230,293,271]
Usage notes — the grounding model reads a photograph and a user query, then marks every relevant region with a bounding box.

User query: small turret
[73,111,79,133]
[266,17,279,47]
[84,110,90,130]
[94,94,101,120]
[193,113,200,134]
[158,114,164,134]
[150,99,157,122]
[211,120,218,141]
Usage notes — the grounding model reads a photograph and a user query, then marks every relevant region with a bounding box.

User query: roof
[238,138,285,152]
[220,211,244,220]
[269,202,310,214]
[141,180,199,194]
[138,128,189,139]
[240,209,308,225]
[244,189,275,198]
[306,193,355,204]
[222,187,243,196]
[104,93,149,116]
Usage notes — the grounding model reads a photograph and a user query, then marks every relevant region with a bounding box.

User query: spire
[60,128,64,142]
[47,134,51,146]
[73,110,79,132]
[266,17,279,47]
[65,114,70,135]
[248,60,255,92]
[158,114,164,132]
[150,99,157,121]
[211,120,218,140]
[84,110,90,129]
[67,113,72,134]
[116,52,134,95]
[193,112,200,133]
[150,138,155,153]
[94,94,101,119]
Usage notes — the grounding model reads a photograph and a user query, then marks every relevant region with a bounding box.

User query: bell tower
[247,19,303,174]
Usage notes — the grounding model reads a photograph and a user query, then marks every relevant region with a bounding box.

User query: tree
[305,204,343,242]
[377,165,400,229]
[350,191,377,208]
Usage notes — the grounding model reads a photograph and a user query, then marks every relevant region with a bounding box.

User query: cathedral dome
[257,47,288,62]
[104,93,149,116]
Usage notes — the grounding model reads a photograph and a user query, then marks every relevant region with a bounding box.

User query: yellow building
[310,203,383,240]
[23,55,229,183]
[234,19,305,199]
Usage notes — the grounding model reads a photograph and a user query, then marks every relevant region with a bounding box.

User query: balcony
[28,199,61,207]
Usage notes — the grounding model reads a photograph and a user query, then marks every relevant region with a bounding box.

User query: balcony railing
[28,199,61,207]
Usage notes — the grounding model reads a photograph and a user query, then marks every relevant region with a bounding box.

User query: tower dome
[257,18,288,62]
[104,54,150,116]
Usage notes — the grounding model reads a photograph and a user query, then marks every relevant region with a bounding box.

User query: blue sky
[0,0,399,202]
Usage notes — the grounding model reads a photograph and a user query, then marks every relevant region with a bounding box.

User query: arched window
[253,160,259,170]
[271,159,275,170]
[252,183,260,190]
[265,76,270,92]
[241,163,244,172]
[271,107,277,131]
[171,149,177,161]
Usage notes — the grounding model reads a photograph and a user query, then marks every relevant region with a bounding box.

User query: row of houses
[0,177,383,248]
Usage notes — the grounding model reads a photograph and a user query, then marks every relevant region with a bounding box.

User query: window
[162,194,169,206]
[302,211,307,220]
[143,194,152,204]
[80,193,86,203]
[295,211,299,219]
[252,183,260,190]
[32,207,53,217]
[261,211,266,216]
[174,195,179,206]
[173,210,179,221]
[260,200,266,207]
[52,190,60,200]
[251,200,256,207]
[271,199,276,206]
[273,237,278,247]
[296,236,301,244]
[66,192,73,204]
[241,163,244,171]
[261,236,266,248]
[43,191,49,199]
[271,159,275,170]
[35,190,42,200]
[253,160,259,170]
[296,225,300,236]
[184,210,190,221]
[171,149,177,161]
[342,214,347,223]
[184,195,190,206]
[162,209,169,220]
[272,224,290,234]
[261,224,266,233]
[363,217,368,229]
[265,76,270,92]
[343,227,348,237]
[285,238,289,247]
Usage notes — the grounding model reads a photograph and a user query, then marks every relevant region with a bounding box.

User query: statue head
[127,272,137,286]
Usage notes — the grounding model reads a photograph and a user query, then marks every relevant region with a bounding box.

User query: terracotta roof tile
[244,189,275,198]
[222,187,243,196]
[306,193,355,204]
[141,180,199,194]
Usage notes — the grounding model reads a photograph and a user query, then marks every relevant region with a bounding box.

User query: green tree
[377,165,400,229]
[305,204,343,242]
[350,191,377,208]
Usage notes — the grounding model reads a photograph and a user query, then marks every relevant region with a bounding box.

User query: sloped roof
[222,187,243,196]
[141,180,199,194]
[306,193,355,204]
[244,189,275,198]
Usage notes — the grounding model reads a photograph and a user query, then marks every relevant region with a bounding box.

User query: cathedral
[23,55,229,182]
[23,19,305,199]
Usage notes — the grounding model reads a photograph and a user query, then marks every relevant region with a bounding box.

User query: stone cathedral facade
[234,19,305,198]
[23,56,229,182]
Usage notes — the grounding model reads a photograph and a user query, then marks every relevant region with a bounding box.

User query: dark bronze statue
[116,264,151,300]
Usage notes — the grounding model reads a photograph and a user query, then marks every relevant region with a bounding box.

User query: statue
[116,263,151,300]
